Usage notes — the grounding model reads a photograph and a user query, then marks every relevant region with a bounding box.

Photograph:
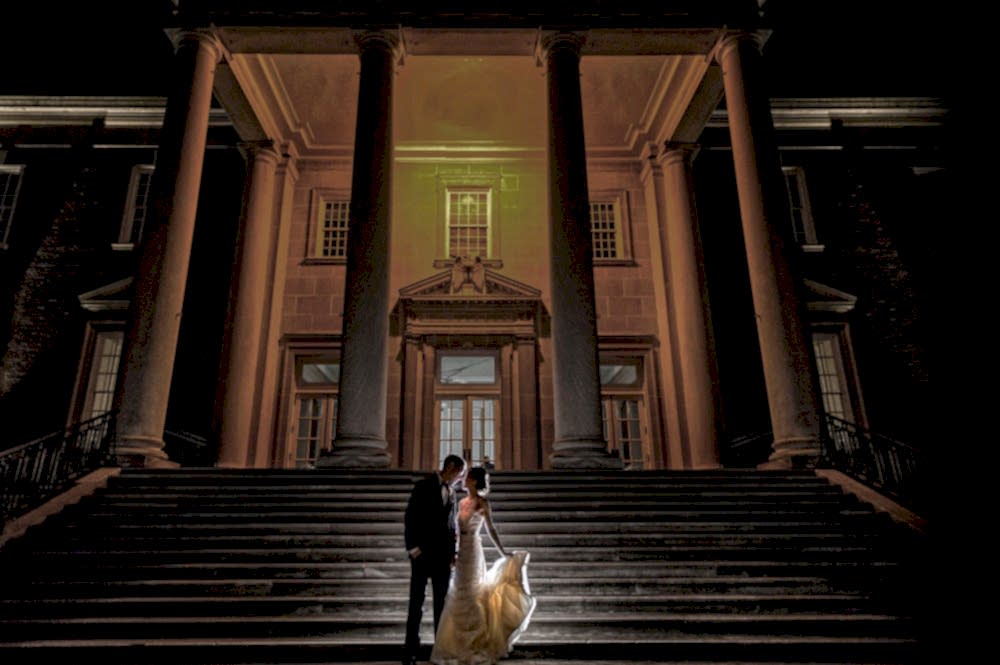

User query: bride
[430,466,536,665]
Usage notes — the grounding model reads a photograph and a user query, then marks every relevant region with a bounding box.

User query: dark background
[0,0,951,99]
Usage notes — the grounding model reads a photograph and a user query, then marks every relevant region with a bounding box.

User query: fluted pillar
[540,33,621,469]
[216,142,280,468]
[113,31,222,468]
[317,31,400,468]
[715,33,824,468]
[661,144,721,469]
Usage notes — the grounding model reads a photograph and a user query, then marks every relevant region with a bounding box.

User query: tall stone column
[540,33,621,469]
[640,147,686,469]
[113,31,222,468]
[715,33,824,468]
[317,31,400,468]
[661,144,721,469]
[216,142,280,468]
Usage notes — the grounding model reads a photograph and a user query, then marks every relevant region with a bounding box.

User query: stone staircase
[0,469,929,664]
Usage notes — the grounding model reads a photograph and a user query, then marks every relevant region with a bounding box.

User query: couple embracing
[403,455,536,665]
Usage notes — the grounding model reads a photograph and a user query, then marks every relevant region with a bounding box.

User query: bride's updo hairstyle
[467,466,490,495]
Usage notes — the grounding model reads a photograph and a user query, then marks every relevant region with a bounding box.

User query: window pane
[439,399,465,465]
[84,331,124,420]
[1,167,24,245]
[616,398,643,469]
[440,355,495,384]
[447,189,490,258]
[295,397,325,466]
[300,362,340,385]
[471,398,496,467]
[812,335,848,420]
[319,199,350,258]
[590,201,618,259]
[600,363,638,386]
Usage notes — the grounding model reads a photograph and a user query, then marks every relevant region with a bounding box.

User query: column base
[114,435,179,469]
[757,435,822,470]
[549,442,624,470]
[315,438,392,469]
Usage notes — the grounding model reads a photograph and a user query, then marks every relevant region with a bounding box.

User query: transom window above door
[438,353,497,385]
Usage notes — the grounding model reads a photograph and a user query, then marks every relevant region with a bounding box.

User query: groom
[402,454,467,665]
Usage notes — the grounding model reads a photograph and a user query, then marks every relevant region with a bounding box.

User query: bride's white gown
[430,508,536,665]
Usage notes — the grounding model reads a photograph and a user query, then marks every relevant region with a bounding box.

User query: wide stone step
[11,544,893,566]
[0,468,924,664]
[0,591,889,619]
[1,575,858,598]
[102,481,840,493]
[80,495,858,511]
[0,611,914,641]
[52,505,878,524]
[32,518,890,538]
[13,529,882,551]
[0,634,919,665]
[2,558,903,578]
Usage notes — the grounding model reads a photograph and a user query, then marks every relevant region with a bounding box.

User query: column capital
[639,142,664,182]
[170,29,225,64]
[239,140,281,165]
[710,31,764,66]
[536,31,587,65]
[354,29,405,65]
[661,142,701,166]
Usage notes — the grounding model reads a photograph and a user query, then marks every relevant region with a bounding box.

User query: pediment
[394,268,547,337]
[398,267,541,300]
[78,277,133,312]
[803,278,857,314]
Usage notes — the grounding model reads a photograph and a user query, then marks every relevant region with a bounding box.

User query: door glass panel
[617,399,643,469]
[295,397,325,468]
[439,399,465,462]
[437,397,497,468]
[602,396,645,470]
[470,398,496,467]
[83,331,124,420]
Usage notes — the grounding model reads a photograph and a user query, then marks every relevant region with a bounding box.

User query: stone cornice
[0,96,232,128]
[707,97,948,130]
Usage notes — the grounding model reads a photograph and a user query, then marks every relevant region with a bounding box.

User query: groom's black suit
[403,473,458,662]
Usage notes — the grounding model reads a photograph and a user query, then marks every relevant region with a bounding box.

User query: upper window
[0,164,25,249]
[316,198,350,259]
[589,191,633,264]
[307,189,350,262]
[782,166,823,251]
[446,187,491,259]
[116,165,154,248]
[434,174,502,264]
[590,201,619,260]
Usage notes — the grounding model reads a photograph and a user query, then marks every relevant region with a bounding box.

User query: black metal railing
[722,431,775,468]
[163,429,213,467]
[1,411,116,526]
[821,414,925,513]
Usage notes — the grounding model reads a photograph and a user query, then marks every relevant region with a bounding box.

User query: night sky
[0,0,951,99]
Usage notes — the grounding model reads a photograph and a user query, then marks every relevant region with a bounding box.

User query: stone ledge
[0,466,121,549]
[815,468,927,535]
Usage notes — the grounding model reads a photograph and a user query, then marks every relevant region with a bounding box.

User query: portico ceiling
[224,51,711,160]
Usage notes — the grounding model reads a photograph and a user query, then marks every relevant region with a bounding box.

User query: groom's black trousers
[405,553,452,656]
